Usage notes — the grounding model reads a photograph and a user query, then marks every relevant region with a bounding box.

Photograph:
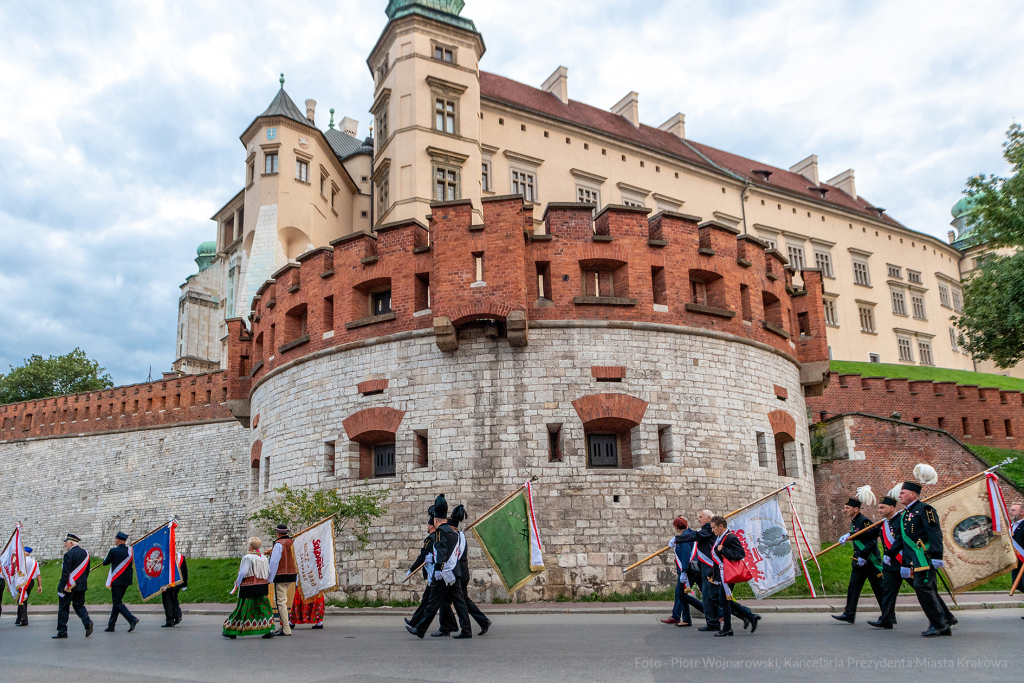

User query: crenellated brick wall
[0,372,233,441]
[807,372,1023,448]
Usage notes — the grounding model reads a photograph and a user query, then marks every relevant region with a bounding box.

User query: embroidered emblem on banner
[144,547,165,577]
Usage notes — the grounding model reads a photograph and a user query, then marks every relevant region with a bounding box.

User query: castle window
[434,46,454,63]
[890,288,907,316]
[319,173,326,196]
[823,298,838,327]
[295,159,309,183]
[331,187,337,208]
[869,352,880,363]
[918,340,934,366]
[323,296,334,333]
[621,196,645,208]
[912,295,926,320]
[951,289,963,312]
[786,245,805,271]
[376,105,389,142]
[908,270,922,284]
[324,440,336,476]
[858,306,876,333]
[372,290,392,316]
[536,261,552,300]
[898,337,914,362]
[939,283,951,308]
[814,251,833,277]
[887,264,902,279]
[247,161,255,185]
[481,160,491,192]
[415,273,431,312]
[474,252,484,283]
[377,175,390,214]
[577,185,600,206]
[511,169,536,202]
[435,167,458,201]
[373,443,396,477]
[852,259,871,286]
[756,431,769,468]
[548,425,563,462]
[435,98,456,135]
[264,152,279,174]
[949,327,958,351]
[587,434,618,468]
[651,266,666,306]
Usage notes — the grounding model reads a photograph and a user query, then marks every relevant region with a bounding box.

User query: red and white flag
[1,526,27,600]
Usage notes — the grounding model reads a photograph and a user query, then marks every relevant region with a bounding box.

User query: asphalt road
[1,610,1021,682]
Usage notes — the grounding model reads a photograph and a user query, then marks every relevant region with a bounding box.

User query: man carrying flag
[54,532,94,639]
[102,531,139,633]
[898,464,952,637]
[832,486,884,625]
[14,546,42,627]
[162,552,188,628]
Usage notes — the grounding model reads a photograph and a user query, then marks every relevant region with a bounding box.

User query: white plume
[888,483,903,500]
[914,463,938,486]
[856,485,877,507]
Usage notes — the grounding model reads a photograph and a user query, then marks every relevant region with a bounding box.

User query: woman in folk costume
[289,587,325,630]
[223,537,275,639]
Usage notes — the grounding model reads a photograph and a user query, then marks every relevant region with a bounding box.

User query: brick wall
[813,412,1022,542]
[807,372,1023,448]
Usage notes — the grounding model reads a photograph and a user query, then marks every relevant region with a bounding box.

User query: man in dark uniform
[448,505,491,636]
[694,510,721,632]
[405,510,457,634]
[102,531,139,632]
[161,552,188,627]
[1008,503,1024,620]
[406,494,472,639]
[898,477,952,637]
[832,495,884,624]
[54,532,94,639]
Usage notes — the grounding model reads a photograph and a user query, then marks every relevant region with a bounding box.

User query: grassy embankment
[829,360,1024,392]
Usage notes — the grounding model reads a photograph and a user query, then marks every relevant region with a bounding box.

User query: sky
[0,0,1021,386]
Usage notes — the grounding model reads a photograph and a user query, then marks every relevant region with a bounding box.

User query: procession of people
[2,462,1022,644]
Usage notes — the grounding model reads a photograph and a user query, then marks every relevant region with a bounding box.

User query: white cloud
[0,0,1020,384]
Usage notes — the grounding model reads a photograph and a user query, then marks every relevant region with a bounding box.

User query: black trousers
[717,585,755,632]
[912,568,949,630]
[879,569,954,626]
[411,581,457,633]
[700,575,720,627]
[15,579,34,624]
[843,561,884,617]
[108,585,137,627]
[57,591,92,635]
[447,576,489,629]
[412,578,471,636]
[162,587,182,624]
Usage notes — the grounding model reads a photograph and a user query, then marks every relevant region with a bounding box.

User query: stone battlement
[0,372,232,442]
[224,196,831,423]
[807,372,1023,448]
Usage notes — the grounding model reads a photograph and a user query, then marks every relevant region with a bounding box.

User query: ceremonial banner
[1,526,27,599]
[132,521,180,600]
[293,518,337,597]
[728,495,796,599]
[930,476,1016,592]
[471,481,545,594]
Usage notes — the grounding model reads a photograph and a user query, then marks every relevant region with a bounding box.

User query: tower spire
[329,108,335,129]
[279,73,285,89]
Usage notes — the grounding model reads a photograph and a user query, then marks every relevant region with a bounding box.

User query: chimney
[658,113,686,139]
[341,117,359,137]
[542,66,569,105]
[611,92,640,128]
[948,230,956,243]
[826,169,856,199]
[790,154,819,186]
[305,99,317,125]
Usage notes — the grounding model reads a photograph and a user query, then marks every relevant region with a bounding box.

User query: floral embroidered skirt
[290,590,325,624]
[223,594,275,637]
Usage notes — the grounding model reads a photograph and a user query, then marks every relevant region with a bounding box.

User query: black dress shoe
[104,627,115,633]
[174,618,182,625]
[714,629,734,637]
[697,625,720,632]
[749,615,761,633]
[52,634,68,639]
[922,626,950,637]
[478,622,490,636]
[404,618,412,626]
[867,620,893,629]
[85,623,93,637]
[262,632,275,639]
[128,619,139,633]
[161,623,175,628]
[223,633,236,639]
[947,616,958,626]
[831,614,855,624]
[452,633,472,639]
[312,623,323,630]
[431,630,450,637]
[406,625,424,639]
[274,629,291,636]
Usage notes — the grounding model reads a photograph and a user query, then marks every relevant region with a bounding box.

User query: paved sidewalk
[15,591,1023,617]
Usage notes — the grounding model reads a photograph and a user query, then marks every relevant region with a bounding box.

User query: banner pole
[465,477,538,532]
[402,562,425,584]
[622,547,671,574]
[290,515,336,539]
[1009,565,1024,597]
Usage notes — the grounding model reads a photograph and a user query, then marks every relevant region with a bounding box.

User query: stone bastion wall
[248,323,820,603]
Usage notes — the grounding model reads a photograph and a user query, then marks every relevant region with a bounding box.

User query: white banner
[728,496,796,599]
[1,526,28,599]
[293,518,337,597]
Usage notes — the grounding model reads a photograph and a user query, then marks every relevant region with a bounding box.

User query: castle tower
[367,0,486,227]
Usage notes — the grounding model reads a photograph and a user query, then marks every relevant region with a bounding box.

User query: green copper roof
[951,195,977,219]
[385,0,475,31]
[195,241,217,272]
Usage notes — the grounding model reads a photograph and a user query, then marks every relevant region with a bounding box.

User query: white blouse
[235,553,270,589]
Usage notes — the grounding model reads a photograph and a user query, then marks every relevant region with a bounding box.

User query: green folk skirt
[223,594,275,637]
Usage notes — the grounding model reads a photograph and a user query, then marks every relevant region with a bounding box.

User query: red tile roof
[479,71,904,229]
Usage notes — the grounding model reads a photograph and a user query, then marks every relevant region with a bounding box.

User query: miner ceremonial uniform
[448,505,491,636]
[102,532,139,632]
[407,494,472,638]
[54,533,94,639]
[835,507,884,622]
[406,521,456,634]
[900,495,951,636]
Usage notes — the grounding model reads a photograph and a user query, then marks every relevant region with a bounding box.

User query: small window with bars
[912,295,926,320]
[891,289,907,316]
[887,264,902,279]
[853,260,871,286]
[481,160,491,192]
[372,290,392,316]
[622,197,645,208]
[787,245,805,271]
[949,327,959,351]
[587,434,618,467]
[377,176,389,215]
[823,299,839,326]
[434,46,454,63]
[918,341,933,366]
[869,353,881,363]
[373,443,396,477]
[898,338,914,362]
[512,169,536,202]
[952,289,963,312]
[939,284,951,308]
[814,252,833,277]
[859,306,876,333]
[908,270,922,284]
[577,186,600,206]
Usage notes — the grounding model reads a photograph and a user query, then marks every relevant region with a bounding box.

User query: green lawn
[969,444,1024,490]
[830,360,1024,392]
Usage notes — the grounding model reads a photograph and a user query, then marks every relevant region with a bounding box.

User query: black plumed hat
[880,496,897,507]
[433,493,448,518]
[846,497,861,508]
[450,504,467,525]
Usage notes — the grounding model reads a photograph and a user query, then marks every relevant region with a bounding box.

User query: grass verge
[830,360,1024,392]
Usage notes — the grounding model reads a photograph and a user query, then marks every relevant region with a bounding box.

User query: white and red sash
[1012,520,1024,564]
[711,532,734,598]
[881,518,903,564]
[986,473,1011,533]
[674,541,698,588]
[696,548,714,568]
[105,546,134,588]
[18,557,40,603]
[66,550,90,590]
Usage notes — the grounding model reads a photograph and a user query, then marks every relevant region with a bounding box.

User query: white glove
[57,592,65,599]
[856,558,866,567]
[900,567,911,579]
[668,538,677,548]
[932,559,945,569]
[882,555,891,566]
[679,573,686,584]
[440,568,456,586]
[838,534,850,545]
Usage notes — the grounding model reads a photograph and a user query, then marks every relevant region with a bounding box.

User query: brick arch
[342,407,406,445]
[767,409,796,442]
[447,301,517,327]
[250,439,262,468]
[572,393,649,432]
[576,244,631,263]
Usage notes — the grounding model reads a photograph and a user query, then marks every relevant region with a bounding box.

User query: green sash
[900,506,931,582]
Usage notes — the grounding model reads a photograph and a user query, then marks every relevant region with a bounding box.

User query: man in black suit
[709,516,759,637]
[447,505,491,636]
[54,533,94,639]
[101,531,139,632]
[162,552,188,627]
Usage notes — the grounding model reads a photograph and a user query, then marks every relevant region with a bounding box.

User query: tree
[0,348,114,404]
[250,486,389,553]
[954,124,1024,369]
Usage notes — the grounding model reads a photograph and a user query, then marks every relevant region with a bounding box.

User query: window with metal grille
[939,284,951,308]
[372,290,392,316]
[823,299,838,326]
[622,197,645,208]
[898,338,914,362]
[814,252,833,277]
[377,176,389,215]
[949,327,959,351]
[265,152,279,174]
[951,289,963,312]
[587,434,618,467]
[908,270,922,284]
[869,353,880,363]
[853,260,871,286]
[787,246,805,271]
[859,306,875,333]
[891,289,907,316]
[435,168,458,201]
[435,98,456,134]
[373,444,395,477]
[512,169,536,202]
[577,186,600,205]
[912,295,926,320]
[918,341,933,366]
[887,264,902,279]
